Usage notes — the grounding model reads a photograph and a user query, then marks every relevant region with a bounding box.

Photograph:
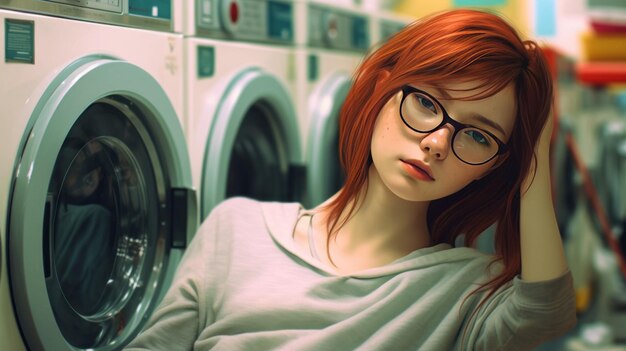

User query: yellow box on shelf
[581,31,626,61]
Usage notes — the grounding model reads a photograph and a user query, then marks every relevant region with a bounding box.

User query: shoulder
[429,247,506,290]
[201,197,265,226]
[206,197,299,221]
[193,198,302,263]
[200,197,301,237]
[437,246,502,274]
[211,196,262,214]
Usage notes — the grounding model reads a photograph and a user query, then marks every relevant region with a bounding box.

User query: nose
[419,126,453,160]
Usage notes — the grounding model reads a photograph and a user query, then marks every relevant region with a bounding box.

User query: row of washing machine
[0,1,412,350]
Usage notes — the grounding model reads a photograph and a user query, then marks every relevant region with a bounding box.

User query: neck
[317,165,432,269]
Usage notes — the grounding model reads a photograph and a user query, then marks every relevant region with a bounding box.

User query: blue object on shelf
[535,0,556,36]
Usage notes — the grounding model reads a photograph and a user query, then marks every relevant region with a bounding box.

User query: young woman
[126,9,576,350]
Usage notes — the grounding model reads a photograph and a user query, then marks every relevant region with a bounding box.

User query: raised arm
[520,112,569,281]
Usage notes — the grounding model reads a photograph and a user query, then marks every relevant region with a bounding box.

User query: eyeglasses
[399,86,509,165]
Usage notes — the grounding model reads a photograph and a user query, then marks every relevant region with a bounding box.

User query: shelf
[576,62,626,85]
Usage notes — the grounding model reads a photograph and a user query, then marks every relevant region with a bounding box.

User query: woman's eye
[465,130,490,146]
[416,95,437,114]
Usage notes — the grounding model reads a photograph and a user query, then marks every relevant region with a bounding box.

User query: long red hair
[325,9,553,298]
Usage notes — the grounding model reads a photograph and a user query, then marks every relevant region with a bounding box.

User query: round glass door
[45,97,166,349]
[307,74,350,207]
[200,67,302,218]
[226,103,289,201]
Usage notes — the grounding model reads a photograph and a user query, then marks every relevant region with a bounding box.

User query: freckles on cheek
[382,126,390,139]
[375,120,390,141]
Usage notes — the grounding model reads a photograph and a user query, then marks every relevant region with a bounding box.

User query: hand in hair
[521,110,554,193]
[519,110,568,281]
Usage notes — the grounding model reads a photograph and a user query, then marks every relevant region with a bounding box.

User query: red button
[230,2,239,24]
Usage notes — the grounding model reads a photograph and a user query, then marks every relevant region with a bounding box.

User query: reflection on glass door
[45,97,166,349]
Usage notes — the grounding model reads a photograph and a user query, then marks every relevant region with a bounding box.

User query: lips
[401,159,435,181]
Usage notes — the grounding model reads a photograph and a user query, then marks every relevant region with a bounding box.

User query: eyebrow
[431,87,507,137]
[467,113,507,137]
[434,87,453,100]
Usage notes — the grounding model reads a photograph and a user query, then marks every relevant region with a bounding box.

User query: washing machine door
[8,57,197,351]
[306,72,351,207]
[200,67,302,219]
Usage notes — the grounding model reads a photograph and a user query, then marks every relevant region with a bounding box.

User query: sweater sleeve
[463,270,577,351]
[124,202,223,351]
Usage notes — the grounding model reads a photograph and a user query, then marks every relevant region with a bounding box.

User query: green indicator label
[351,16,369,50]
[197,45,215,78]
[268,1,293,43]
[5,18,34,64]
[129,0,171,20]
[308,54,318,82]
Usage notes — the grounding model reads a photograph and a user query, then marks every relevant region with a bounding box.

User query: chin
[387,177,441,203]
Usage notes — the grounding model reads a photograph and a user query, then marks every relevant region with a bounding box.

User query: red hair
[325,9,553,299]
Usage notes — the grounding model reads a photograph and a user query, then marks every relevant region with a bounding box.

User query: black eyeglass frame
[399,86,509,166]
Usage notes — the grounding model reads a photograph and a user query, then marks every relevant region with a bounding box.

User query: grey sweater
[125,197,576,350]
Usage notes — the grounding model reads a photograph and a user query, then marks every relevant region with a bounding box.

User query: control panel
[45,0,123,13]
[379,18,407,43]
[196,0,294,45]
[0,0,172,31]
[307,4,369,52]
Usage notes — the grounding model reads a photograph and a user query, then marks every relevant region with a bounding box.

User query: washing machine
[293,0,370,207]
[178,0,295,40]
[0,9,197,351]
[184,0,303,220]
[371,9,413,48]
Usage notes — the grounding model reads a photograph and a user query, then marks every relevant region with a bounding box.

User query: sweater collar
[261,201,489,278]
